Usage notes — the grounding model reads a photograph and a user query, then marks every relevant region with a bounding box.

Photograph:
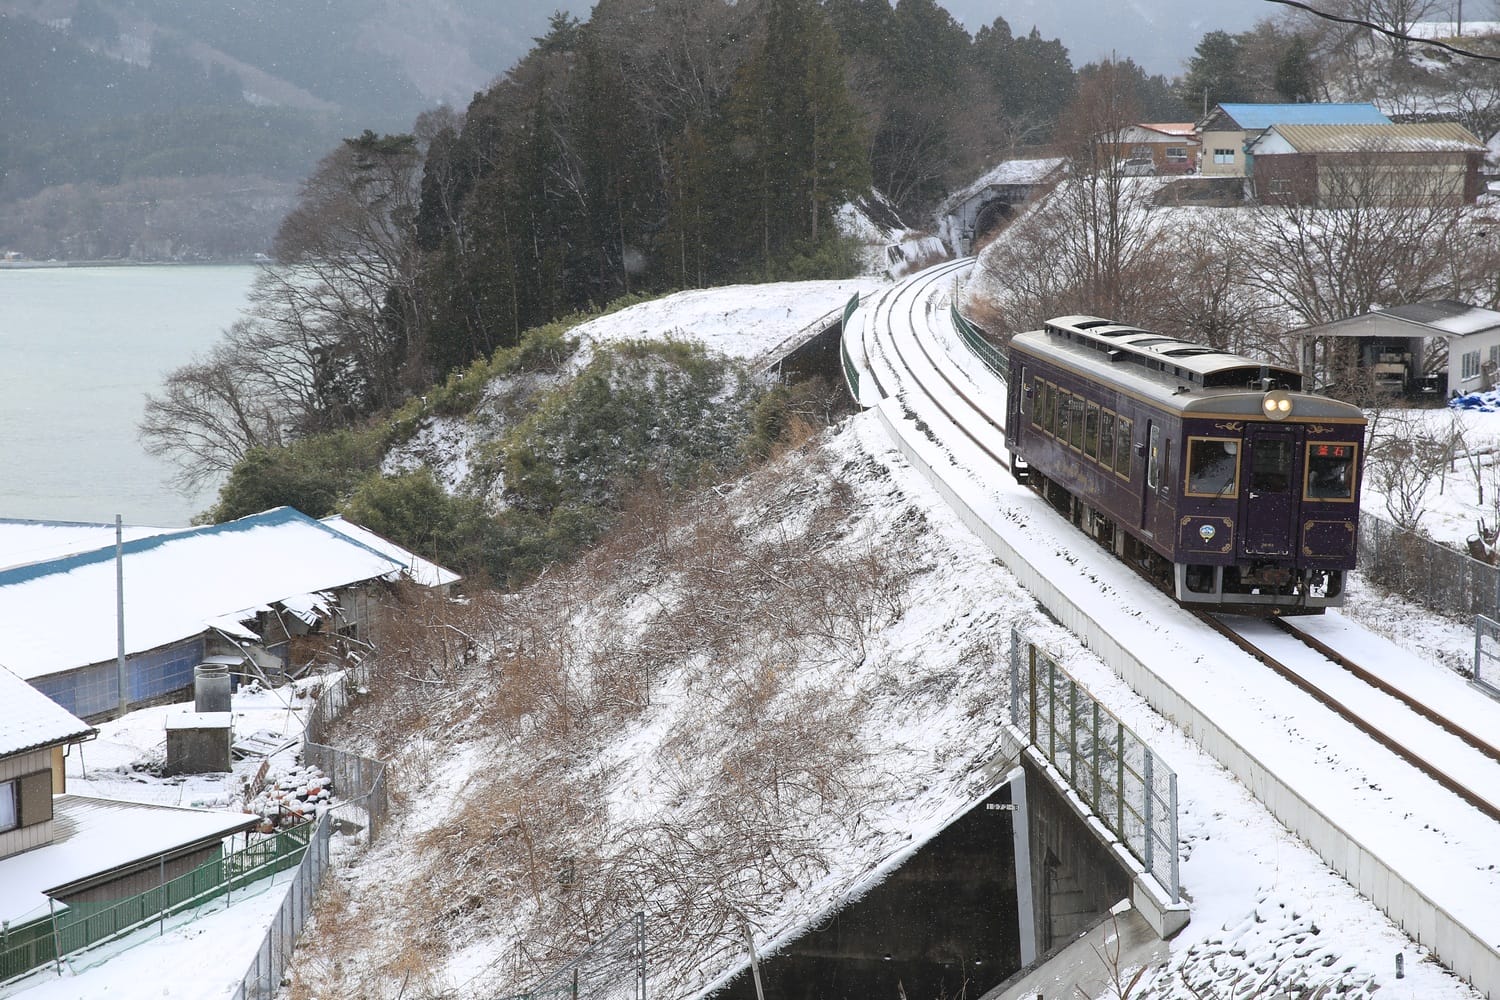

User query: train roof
[1037,315,1305,389]
[1013,316,1365,421]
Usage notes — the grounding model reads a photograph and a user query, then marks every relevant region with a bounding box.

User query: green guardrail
[951,304,1008,383]
[1,823,311,984]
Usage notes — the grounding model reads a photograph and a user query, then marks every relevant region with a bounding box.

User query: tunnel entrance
[714,782,1023,1000]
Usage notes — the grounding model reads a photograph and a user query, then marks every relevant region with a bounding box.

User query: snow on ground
[4,679,328,1000]
[383,277,887,500]
[17,268,1500,999]
[568,278,884,364]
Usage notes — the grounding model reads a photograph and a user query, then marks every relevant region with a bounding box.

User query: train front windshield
[1306,444,1356,500]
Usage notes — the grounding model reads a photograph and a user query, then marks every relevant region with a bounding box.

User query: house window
[1489,345,1500,369]
[1131,144,1152,158]
[1463,350,1481,380]
[1214,148,1234,164]
[1268,178,1292,195]
[0,779,16,833]
[1166,147,1188,162]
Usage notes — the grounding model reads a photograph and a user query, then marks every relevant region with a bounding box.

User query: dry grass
[288,438,930,999]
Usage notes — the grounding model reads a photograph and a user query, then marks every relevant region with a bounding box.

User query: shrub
[499,339,763,514]
[209,426,386,522]
[341,469,494,578]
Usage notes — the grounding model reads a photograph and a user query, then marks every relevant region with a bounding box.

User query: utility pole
[116,515,127,716]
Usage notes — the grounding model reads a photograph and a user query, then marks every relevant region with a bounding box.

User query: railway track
[1203,611,1500,823]
[854,259,1500,993]
[859,260,1500,824]
[860,258,1012,470]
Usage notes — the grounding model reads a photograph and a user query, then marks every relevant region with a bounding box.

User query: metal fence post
[1142,751,1155,872]
[1168,772,1180,902]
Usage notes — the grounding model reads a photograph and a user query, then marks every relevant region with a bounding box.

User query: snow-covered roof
[1252,122,1484,154]
[320,515,461,588]
[0,518,186,572]
[0,663,94,757]
[0,507,405,681]
[1210,102,1391,130]
[940,157,1066,213]
[1138,122,1197,138]
[1384,298,1500,335]
[0,795,257,925]
[1289,300,1500,340]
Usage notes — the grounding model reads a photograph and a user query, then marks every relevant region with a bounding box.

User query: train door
[1238,425,1298,557]
[1140,421,1168,540]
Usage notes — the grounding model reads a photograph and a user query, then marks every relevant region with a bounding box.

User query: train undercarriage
[1024,468,1339,615]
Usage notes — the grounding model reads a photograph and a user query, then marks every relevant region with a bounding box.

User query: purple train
[1005,315,1366,613]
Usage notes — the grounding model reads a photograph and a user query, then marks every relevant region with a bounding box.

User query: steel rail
[1198,611,1500,824]
[1271,617,1500,767]
[870,259,1011,469]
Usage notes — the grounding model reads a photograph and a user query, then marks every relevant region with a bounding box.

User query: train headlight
[1261,390,1293,421]
[1199,524,1217,541]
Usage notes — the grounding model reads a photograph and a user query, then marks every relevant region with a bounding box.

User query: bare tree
[1230,142,1476,340]
[140,131,429,489]
[138,319,289,493]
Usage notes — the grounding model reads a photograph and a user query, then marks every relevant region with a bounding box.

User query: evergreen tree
[1274,36,1315,102]
[1008,28,1076,126]
[708,0,869,275]
[1181,30,1247,116]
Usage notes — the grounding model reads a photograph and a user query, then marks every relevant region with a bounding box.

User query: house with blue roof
[1198,103,1391,177]
[0,507,457,721]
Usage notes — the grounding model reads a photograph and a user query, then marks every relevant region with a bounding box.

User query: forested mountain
[0,0,578,258]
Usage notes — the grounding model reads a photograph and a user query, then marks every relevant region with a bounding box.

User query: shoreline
[0,259,267,270]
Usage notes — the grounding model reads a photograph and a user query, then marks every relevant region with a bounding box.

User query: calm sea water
[0,264,258,526]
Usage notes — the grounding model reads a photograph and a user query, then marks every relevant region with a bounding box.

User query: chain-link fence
[1476,615,1500,697]
[299,656,389,843]
[495,913,646,1000]
[1008,630,1179,902]
[1360,514,1500,619]
[231,814,332,1000]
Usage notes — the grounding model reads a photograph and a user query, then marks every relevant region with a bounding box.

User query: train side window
[1305,442,1357,500]
[1084,404,1100,460]
[1030,377,1043,427]
[1186,437,1240,498]
[1043,383,1056,434]
[1099,411,1116,472]
[1147,424,1162,490]
[1055,390,1070,439]
[1069,397,1086,451]
[1115,417,1133,478]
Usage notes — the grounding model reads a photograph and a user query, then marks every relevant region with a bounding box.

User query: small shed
[1291,299,1500,397]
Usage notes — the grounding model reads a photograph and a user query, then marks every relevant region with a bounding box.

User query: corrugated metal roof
[1290,300,1500,339]
[0,795,256,923]
[0,507,405,681]
[1264,122,1484,153]
[1139,122,1198,138]
[1216,102,1391,129]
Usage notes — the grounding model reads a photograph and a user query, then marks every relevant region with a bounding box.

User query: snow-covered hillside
[10,274,1498,1000]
